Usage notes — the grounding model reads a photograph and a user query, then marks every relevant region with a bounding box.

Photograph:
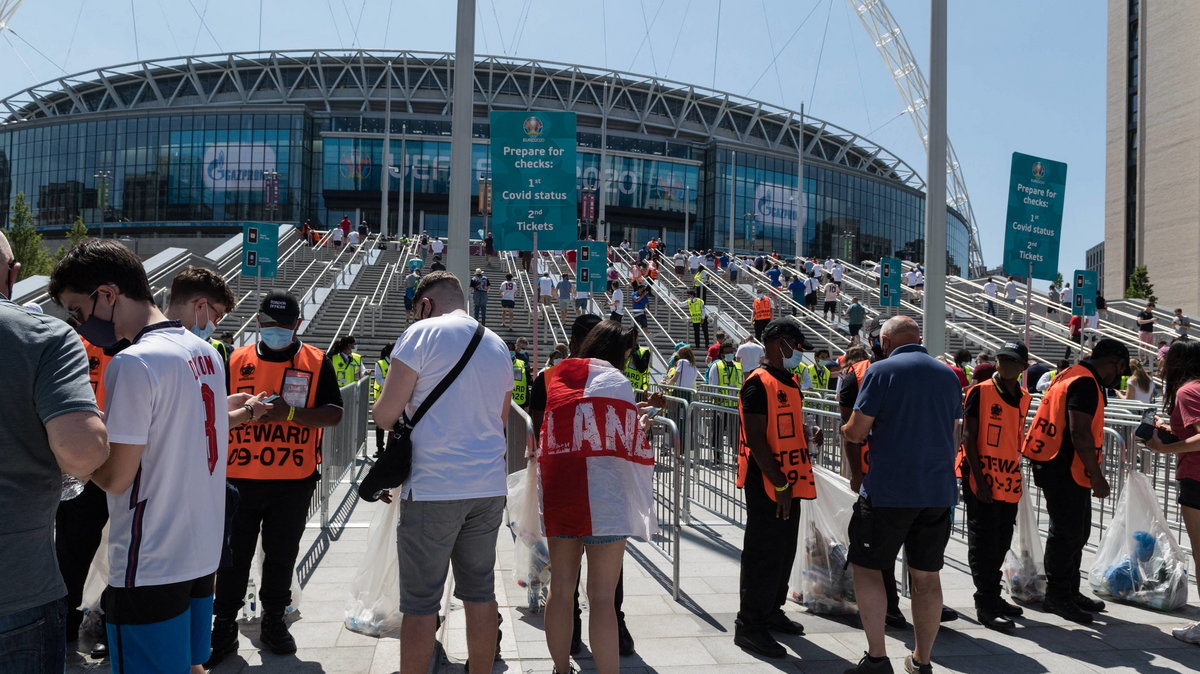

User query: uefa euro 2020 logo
[1031,161,1045,180]
[523,116,543,137]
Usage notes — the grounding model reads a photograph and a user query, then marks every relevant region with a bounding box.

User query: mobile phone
[262,394,282,405]
[1135,407,1157,441]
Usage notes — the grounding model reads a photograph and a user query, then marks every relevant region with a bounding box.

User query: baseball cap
[259,292,300,325]
[996,342,1029,362]
[761,316,810,349]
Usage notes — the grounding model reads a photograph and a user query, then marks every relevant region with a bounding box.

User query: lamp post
[743,212,757,253]
[262,170,280,222]
[478,174,492,240]
[93,170,111,239]
[683,184,690,252]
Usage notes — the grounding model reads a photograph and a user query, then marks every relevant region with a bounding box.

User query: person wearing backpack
[1022,338,1130,624]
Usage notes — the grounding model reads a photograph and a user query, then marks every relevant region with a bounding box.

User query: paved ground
[68,475,1200,674]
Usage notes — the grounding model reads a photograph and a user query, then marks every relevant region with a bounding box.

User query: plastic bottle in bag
[241,579,259,622]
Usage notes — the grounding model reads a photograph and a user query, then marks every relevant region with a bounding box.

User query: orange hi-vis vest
[737,368,816,501]
[847,358,871,474]
[957,378,1031,503]
[82,338,111,413]
[227,343,325,480]
[753,296,773,320]
[1022,364,1106,489]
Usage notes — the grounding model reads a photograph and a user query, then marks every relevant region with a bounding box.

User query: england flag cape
[538,358,659,540]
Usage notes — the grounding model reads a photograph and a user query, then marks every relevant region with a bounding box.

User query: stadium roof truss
[0,50,928,193]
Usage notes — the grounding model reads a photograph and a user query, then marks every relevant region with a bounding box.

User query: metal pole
[381,65,392,239]
[683,185,690,251]
[447,0,476,293]
[922,0,948,356]
[1024,262,1033,349]
[408,162,416,238]
[533,232,540,370]
[598,82,610,243]
[397,123,407,239]
[796,103,805,264]
[727,150,736,253]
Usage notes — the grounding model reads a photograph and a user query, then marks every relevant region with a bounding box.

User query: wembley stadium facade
[0,50,971,272]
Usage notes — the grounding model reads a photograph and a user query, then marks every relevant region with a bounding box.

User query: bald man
[840,316,963,674]
[1,231,110,672]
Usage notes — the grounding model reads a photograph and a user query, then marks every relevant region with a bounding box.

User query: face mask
[723,353,734,363]
[259,326,295,351]
[190,306,216,340]
[78,291,119,349]
[782,346,804,371]
[550,357,562,366]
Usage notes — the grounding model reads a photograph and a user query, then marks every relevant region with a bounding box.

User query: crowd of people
[6,225,1200,674]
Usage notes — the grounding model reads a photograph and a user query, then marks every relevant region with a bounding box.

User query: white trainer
[1171,621,1200,644]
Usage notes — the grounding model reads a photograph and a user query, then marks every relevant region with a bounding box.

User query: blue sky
[0,1,1106,283]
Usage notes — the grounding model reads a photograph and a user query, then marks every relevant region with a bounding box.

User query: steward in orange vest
[1020,339,1129,623]
[752,291,773,341]
[959,342,1031,629]
[210,292,345,664]
[733,317,814,658]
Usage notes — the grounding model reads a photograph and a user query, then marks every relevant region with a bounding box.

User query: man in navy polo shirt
[841,316,963,674]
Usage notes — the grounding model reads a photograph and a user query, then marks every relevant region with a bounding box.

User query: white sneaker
[1171,621,1200,644]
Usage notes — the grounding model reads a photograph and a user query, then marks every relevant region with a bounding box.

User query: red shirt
[707,343,721,363]
[1171,381,1200,481]
[1068,315,1082,337]
[339,218,352,235]
[946,363,968,388]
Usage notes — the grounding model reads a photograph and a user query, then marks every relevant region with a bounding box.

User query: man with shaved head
[841,315,963,674]
[1,231,110,672]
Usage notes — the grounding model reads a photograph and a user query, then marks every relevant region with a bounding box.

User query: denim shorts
[552,535,628,545]
[397,495,506,615]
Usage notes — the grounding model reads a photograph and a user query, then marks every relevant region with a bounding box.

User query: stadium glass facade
[0,51,969,272]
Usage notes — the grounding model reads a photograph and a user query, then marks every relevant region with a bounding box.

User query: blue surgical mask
[260,326,295,351]
[782,347,804,371]
[723,353,734,363]
[78,291,119,349]
[190,307,216,340]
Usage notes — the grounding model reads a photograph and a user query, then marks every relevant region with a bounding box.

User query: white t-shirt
[832,264,844,283]
[431,239,445,255]
[671,360,699,390]
[905,270,916,286]
[811,264,825,279]
[736,342,765,373]
[391,314,511,500]
[103,326,228,588]
[1005,281,1018,300]
[539,276,553,296]
[983,281,998,298]
[824,283,840,302]
[673,253,686,267]
[688,254,702,271]
[575,289,590,300]
[805,277,822,295]
[500,281,517,301]
[331,228,344,242]
[347,230,361,246]
[1061,287,1073,305]
[609,289,624,315]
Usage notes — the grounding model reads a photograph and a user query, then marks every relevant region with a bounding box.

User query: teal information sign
[242,222,278,278]
[576,241,608,293]
[489,111,578,251]
[878,257,902,307]
[1002,152,1067,281]
[1072,269,1098,317]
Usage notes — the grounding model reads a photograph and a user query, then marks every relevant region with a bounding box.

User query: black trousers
[375,426,386,452]
[962,483,1018,609]
[691,320,709,348]
[1032,468,1091,601]
[572,570,625,642]
[55,481,109,640]
[213,478,316,617]
[738,463,802,629]
[754,319,770,340]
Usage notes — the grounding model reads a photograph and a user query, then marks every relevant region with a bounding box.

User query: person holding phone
[1141,339,1200,643]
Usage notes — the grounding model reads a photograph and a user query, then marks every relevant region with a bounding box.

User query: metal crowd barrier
[646,417,683,600]
[684,402,744,526]
[308,376,370,528]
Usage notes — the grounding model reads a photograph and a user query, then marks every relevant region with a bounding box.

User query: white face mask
[190,305,216,340]
[723,353,735,363]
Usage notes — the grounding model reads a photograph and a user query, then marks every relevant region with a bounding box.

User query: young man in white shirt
[330,226,345,247]
[373,271,512,674]
[538,272,554,306]
[736,336,765,374]
[608,281,625,323]
[51,239,230,673]
[499,273,518,329]
[832,262,845,286]
[982,279,998,316]
[1004,277,1019,320]
[823,278,841,322]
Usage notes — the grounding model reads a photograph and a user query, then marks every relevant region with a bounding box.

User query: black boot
[259,611,297,654]
[205,617,239,668]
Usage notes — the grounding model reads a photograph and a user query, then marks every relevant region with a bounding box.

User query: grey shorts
[397,495,506,615]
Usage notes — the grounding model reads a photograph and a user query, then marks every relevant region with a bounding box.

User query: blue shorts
[104,574,214,672]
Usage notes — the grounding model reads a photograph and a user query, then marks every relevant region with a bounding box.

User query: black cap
[1090,338,1131,362]
[996,342,1029,362]
[761,316,809,349]
[259,292,300,325]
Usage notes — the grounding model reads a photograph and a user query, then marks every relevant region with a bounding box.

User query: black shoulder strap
[401,323,486,429]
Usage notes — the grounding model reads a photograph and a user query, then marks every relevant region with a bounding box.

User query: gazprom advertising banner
[489,111,578,251]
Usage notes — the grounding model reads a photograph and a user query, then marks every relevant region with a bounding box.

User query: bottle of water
[61,475,85,501]
[241,579,258,621]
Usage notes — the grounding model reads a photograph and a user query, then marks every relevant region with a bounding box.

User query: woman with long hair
[1120,358,1155,402]
[1144,339,1200,643]
[664,345,699,399]
[537,320,659,673]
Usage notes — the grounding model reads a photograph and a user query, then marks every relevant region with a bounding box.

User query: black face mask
[77,291,119,349]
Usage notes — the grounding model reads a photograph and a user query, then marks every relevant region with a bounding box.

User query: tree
[1053,272,1064,290]
[53,216,90,262]
[1125,266,1157,304]
[5,192,53,280]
